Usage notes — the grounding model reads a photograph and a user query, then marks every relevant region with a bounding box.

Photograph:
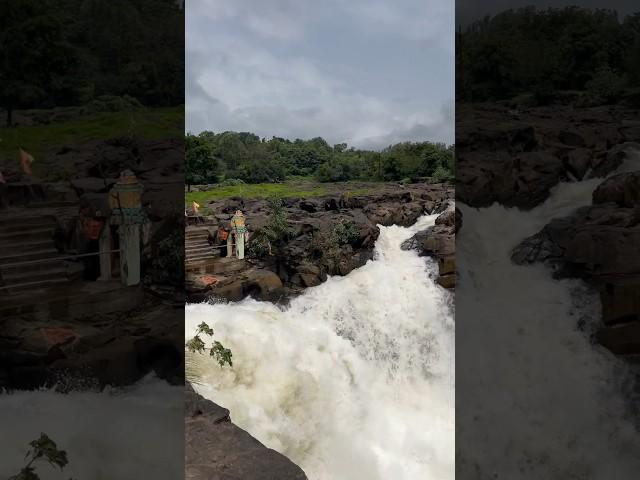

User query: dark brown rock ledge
[186,384,308,480]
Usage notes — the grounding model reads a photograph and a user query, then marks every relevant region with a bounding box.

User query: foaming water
[0,376,183,479]
[457,154,640,478]
[186,213,454,480]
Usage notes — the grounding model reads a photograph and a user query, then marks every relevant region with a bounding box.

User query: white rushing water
[457,154,640,479]
[186,214,455,480]
[0,376,183,479]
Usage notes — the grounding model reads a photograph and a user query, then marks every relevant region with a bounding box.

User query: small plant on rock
[247,196,291,258]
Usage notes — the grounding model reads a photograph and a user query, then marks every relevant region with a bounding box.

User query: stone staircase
[185,226,245,276]
[0,202,76,294]
[185,227,214,264]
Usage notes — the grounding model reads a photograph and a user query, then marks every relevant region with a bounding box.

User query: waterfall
[456,153,640,479]
[0,377,183,479]
[186,213,455,480]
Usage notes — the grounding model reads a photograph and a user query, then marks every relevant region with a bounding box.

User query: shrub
[586,66,627,103]
[247,196,291,258]
[330,221,360,246]
[432,165,453,183]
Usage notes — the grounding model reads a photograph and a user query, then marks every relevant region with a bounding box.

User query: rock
[324,198,339,211]
[186,385,308,480]
[438,273,456,289]
[596,323,640,356]
[592,171,640,207]
[244,270,284,301]
[455,208,463,233]
[590,142,640,178]
[299,200,318,213]
[70,177,117,194]
[457,150,565,209]
[511,196,640,277]
[600,280,640,326]
[191,183,454,302]
[435,208,455,227]
[439,256,455,276]
[566,148,592,180]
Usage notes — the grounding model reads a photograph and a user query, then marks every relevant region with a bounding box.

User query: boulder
[186,385,308,480]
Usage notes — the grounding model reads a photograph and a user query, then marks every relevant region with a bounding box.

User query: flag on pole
[19,148,34,175]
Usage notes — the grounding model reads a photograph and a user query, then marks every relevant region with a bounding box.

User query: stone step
[186,244,213,254]
[0,221,56,234]
[3,265,67,284]
[0,248,61,266]
[212,258,246,275]
[0,227,54,244]
[26,200,77,209]
[0,276,69,294]
[185,252,216,262]
[0,257,66,275]
[10,239,55,254]
[184,237,208,245]
[185,229,210,237]
[0,215,56,228]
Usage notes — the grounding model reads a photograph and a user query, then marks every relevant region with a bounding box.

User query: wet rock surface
[187,183,454,302]
[402,204,456,289]
[186,383,308,480]
[457,104,640,209]
[457,103,640,357]
[0,300,184,390]
[511,170,640,356]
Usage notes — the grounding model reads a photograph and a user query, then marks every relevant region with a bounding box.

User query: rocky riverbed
[458,102,640,357]
[186,182,455,303]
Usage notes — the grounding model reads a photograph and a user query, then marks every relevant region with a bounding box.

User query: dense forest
[0,0,184,125]
[457,7,640,105]
[185,131,454,186]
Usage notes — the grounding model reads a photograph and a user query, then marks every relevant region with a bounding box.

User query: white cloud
[186,0,454,148]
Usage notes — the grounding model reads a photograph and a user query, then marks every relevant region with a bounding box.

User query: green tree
[185,133,222,189]
[0,0,77,126]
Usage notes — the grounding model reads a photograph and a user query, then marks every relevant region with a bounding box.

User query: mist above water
[456,155,640,479]
[187,214,455,480]
[0,377,184,479]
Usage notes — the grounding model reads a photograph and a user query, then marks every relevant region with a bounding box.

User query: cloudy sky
[186,0,454,149]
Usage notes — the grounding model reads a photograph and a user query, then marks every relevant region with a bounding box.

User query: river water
[0,377,183,479]
[456,154,640,479]
[186,213,455,480]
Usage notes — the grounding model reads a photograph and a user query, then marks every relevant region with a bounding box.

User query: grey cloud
[186,0,454,149]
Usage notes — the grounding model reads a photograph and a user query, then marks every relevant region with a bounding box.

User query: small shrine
[103,170,146,286]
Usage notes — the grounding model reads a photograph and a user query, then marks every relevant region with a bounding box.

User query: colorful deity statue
[228,210,247,259]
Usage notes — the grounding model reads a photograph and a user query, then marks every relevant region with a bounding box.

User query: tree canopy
[457,7,640,106]
[185,131,454,186]
[0,0,183,125]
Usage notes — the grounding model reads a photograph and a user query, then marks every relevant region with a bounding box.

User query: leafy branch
[186,322,233,367]
[9,433,71,480]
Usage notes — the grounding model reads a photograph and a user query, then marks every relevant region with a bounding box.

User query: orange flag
[19,148,34,175]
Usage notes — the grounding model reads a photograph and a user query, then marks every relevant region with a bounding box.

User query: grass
[0,106,183,170]
[185,182,328,203]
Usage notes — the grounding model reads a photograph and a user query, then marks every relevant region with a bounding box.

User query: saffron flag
[19,148,34,175]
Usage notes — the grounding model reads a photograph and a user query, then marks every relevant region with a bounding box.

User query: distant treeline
[457,7,640,105]
[0,0,183,124]
[186,131,455,185]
